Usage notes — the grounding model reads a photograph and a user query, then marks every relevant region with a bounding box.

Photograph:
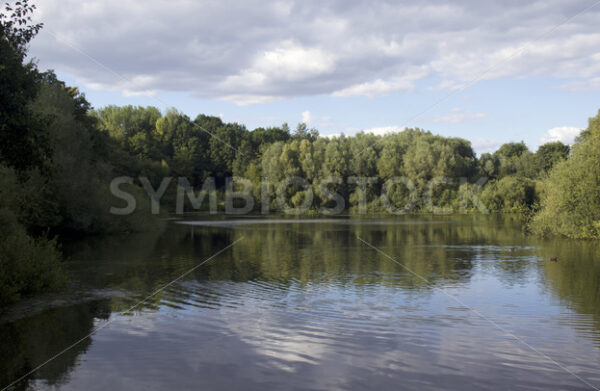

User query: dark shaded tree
[0,0,50,170]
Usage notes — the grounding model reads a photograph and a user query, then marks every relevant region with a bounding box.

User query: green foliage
[530,111,600,239]
[0,3,168,304]
[480,176,537,212]
[293,122,319,141]
[0,226,65,306]
[0,0,50,171]
[21,73,163,234]
[478,153,499,178]
[0,165,65,306]
[243,128,483,212]
[534,142,569,174]
[493,142,533,178]
[91,103,539,215]
[0,0,43,49]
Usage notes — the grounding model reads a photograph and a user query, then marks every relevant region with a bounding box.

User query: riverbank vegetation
[1,1,161,305]
[1,1,599,305]
[530,113,600,239]
[93,106,571,215]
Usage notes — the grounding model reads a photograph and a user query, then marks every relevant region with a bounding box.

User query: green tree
[0,0,50,170]
[531,110,600,238]
[480,176,537,212]
[493,142,533,178]
[478,153,499,178]
[293,122,319,141]
[534,141,570,174]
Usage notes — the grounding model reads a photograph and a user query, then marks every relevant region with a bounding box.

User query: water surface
[2,215,600,390]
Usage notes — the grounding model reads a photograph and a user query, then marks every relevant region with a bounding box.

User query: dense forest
[1,1,599,305]
[96,107,570,215]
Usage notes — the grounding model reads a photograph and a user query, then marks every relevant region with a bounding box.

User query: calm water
[1,215,600,390]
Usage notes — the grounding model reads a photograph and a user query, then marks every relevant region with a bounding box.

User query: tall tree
[0,0,49,170]
[531,110,600,239]
[534,141,570,174]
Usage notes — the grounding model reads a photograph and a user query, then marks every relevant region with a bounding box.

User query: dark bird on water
[509,247,515,253]
[550,257,558,262]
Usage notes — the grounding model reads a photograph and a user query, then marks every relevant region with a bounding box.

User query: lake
[1,215,600,390]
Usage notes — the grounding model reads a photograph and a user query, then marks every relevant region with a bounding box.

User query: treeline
[95,103,569,214]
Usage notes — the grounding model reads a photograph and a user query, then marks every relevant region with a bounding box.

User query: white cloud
[332,67,428,97]
[321,126,405,138]
[219,40,336,101]
[559,76,600,91]
[27,0,600,103]
[540,126,582,145]
[301,110,315,124]
[256,41,335,80]
[362,126,406,136]
[430,80,468,91]
[332,78,414,97]
[217,94,281,106]
[84,74,159,97]
[428,109,486,124]
[471,138,502,154]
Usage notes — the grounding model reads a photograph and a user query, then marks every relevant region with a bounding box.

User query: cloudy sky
[27,0,600,153]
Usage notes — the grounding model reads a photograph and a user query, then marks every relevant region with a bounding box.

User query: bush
[480,176,538,212]
[0,165,65,306]
[0,225,65,306]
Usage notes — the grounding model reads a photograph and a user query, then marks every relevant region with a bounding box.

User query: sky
[26,0,600,154]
